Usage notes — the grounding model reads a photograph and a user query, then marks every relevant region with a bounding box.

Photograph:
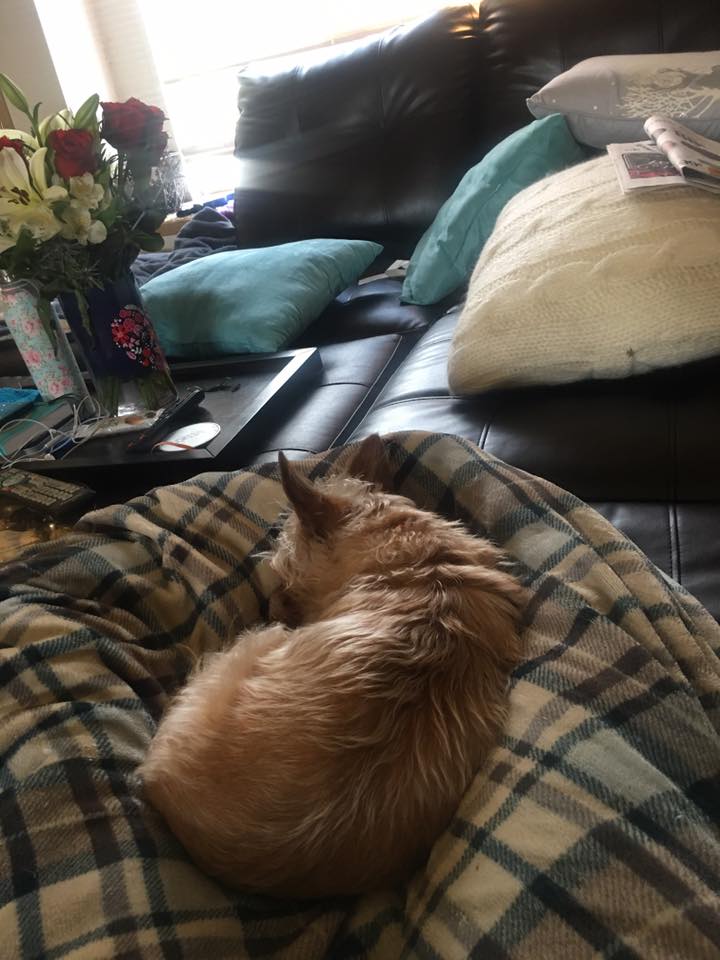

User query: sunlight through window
[137,1,445,195]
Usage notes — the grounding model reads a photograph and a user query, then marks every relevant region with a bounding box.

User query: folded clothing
[132,207,238,288]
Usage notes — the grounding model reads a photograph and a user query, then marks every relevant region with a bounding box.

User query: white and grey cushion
[528,51,720,147]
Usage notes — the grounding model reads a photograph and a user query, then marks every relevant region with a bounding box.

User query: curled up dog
[140,435,524,898]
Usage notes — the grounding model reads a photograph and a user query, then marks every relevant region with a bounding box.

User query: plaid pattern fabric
[0,431,718,959]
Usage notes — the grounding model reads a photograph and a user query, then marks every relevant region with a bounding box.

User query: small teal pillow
[141,238,383,358]
[401,114,587,306]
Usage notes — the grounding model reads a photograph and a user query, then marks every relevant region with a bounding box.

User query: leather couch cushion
[233,5,481,251]
[250,333,413,463]
[351,310,720,619]
[293,278,441,347]
[355,309,720,502]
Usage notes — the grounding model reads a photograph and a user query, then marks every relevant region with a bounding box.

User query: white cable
[0,393,108,470]
[0,418,67,464]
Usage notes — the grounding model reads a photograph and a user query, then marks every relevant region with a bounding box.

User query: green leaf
[35,294,59,352]
[51,199,71,217]
[73,93,99,130]
[0,73,32,119]
[16,224,34,250]
[135,232,164,252]
[95,202,119,227]
[135,209,165,233]
[31,102,41,138]
[95,166,112,188]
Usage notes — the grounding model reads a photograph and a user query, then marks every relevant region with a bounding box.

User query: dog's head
[279,434,394,533]
[271,435,522,635]
[269,436,404,608]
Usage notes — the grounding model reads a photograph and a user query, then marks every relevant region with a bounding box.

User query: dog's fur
[140,436,523,898]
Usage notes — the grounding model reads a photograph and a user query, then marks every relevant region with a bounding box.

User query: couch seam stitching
[331,336,405,444]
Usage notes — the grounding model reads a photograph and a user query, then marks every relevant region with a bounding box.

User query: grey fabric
[132,208,237,287]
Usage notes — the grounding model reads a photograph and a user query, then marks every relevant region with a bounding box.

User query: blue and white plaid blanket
[1,432,718,959]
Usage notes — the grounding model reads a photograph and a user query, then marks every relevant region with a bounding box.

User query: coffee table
[20,348,322,500]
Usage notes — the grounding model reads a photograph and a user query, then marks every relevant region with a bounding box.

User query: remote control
[126,388,206,454]
[0,467,95,517]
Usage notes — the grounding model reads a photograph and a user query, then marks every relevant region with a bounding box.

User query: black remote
[126,388,206,454]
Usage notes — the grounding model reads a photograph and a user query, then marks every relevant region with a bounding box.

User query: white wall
[0,0,64,129]
[34,0,115,110]
[0,0,169,131]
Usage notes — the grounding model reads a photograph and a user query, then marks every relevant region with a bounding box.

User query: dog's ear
[279,452,350,537]
[345,435,394,491]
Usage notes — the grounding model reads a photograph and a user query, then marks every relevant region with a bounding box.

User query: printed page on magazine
[606,114,720,194]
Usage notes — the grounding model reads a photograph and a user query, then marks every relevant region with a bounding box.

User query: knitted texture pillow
[448,155,720,395]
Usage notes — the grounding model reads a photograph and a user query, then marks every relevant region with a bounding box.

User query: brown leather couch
[232,0,720,620]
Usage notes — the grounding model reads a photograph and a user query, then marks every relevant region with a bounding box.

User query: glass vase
[0,279,90,403]
[58,272,176,417]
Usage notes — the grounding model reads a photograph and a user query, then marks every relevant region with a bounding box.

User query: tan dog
[140,436,523,898]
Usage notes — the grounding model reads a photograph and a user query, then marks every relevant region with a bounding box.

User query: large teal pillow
[141,239,382,358]
[401,114,587,306]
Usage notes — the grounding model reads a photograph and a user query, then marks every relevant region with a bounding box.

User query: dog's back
[140,437,523,897]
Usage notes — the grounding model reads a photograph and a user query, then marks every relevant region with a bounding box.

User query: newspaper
[607,115,720,194]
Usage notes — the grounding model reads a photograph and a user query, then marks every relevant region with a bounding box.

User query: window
[138,0,447,197]
[36,1,449,199]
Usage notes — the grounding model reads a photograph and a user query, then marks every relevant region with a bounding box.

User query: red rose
[0,136,25,158]
[47,129,98,179]
[101,97,168,162]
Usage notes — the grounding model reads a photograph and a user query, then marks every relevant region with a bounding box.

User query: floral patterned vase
[58,272,176,416]
[0,280,89,403]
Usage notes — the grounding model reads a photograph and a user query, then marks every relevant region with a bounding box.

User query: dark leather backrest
[233,5,480,252]
[233,0,719,249]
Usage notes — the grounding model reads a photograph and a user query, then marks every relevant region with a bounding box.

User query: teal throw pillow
[141,238,383,358]
[401,114,588,306]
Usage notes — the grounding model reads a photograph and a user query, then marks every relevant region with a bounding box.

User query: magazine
[607,115,720,194]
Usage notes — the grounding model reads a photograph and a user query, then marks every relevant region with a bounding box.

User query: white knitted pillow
[447,155,720,395]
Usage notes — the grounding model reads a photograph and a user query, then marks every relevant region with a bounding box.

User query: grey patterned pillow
[528,51,720,148]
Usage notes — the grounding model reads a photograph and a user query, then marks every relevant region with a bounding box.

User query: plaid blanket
[1,432,718,959]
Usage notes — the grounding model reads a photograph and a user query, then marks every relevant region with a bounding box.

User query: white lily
[29,148,67,201]
[0,145,67,202]
[59,198,91,241]
[87,219,107,244]
[14,202,62,242]
[0,145,64,246]
[0,145,31,197]
[69,172,104,209]
[59,198,107,245]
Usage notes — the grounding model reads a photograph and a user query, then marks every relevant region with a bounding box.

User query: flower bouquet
[0,75,176,415]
